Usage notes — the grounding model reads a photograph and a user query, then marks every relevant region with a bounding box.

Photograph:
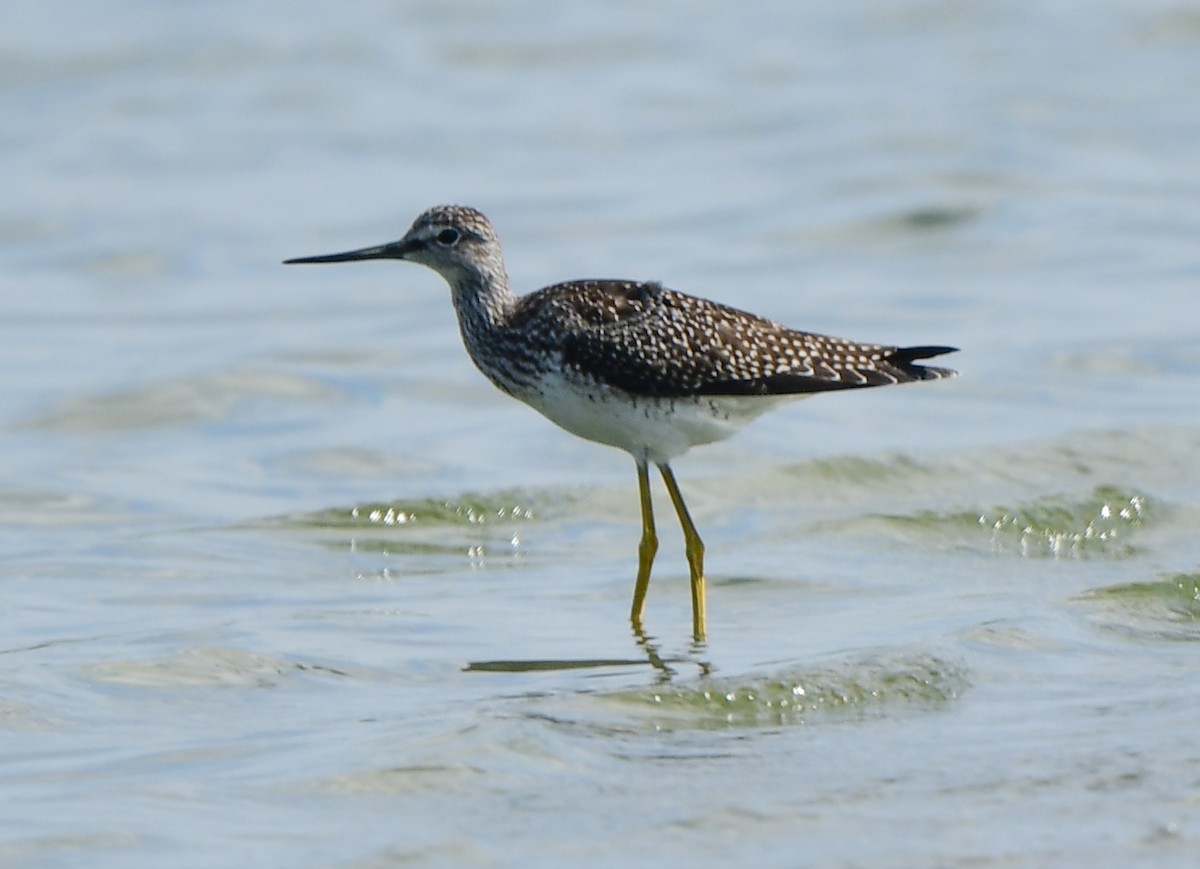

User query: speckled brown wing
[537,280,956,398]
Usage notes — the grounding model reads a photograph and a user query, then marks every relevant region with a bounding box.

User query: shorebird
[285,205,957,639]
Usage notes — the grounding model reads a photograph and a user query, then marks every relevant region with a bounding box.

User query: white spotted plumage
[286,204,958,637]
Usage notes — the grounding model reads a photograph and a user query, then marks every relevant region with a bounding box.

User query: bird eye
[436,228,461,245]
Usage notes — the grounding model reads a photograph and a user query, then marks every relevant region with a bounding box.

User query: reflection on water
[465,657,657,673]
[467,625,711,680]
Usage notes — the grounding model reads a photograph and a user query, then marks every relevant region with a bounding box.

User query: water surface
[3,1,1199,866]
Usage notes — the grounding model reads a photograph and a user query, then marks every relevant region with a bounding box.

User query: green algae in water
[302,496,536,529]
[791,453,935,487]
[975,486,1150,558]
[273,488,573,531]
[610,654,967,730]
[1076,571,1200,641]
[894,485,1152,559]
[255,490,572,561]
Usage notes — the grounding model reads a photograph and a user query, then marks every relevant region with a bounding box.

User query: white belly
[519,375,798,465]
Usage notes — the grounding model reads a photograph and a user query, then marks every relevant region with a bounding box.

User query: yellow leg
[658,464,707,641]
[629,459,658,631]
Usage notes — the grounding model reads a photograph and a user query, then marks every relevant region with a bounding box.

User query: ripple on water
[278,491,555,530]
[1075,571,1200,643]
[259,489,585,566]
[587,652,968,731]
[87,647,351,688]
[853,485,1154,559]
[21,368,339,431]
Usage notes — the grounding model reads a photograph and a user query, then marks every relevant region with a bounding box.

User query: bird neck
[448,266,517,344]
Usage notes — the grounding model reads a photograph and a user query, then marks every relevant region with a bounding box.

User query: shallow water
[4,1,1200,866]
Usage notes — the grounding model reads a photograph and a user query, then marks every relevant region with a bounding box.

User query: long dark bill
[283,239,409,265]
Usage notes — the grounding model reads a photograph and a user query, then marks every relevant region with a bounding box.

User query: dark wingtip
[888,345,959,381]
[889,345,959,364]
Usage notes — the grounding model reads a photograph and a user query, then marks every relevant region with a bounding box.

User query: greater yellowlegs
[285,205,957,639]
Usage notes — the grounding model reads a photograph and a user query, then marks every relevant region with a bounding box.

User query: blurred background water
[3,1,1199,866]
